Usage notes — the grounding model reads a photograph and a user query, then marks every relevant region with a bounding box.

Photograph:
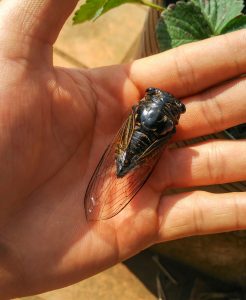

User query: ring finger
[151,140,246,192]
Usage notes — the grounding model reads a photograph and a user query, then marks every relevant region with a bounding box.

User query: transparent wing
[84,122,165,221]
[84,144,158,221]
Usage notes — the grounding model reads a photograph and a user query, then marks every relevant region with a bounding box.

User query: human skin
[0,0,245,298]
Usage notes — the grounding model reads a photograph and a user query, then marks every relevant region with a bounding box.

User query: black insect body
[85,88,186,220]
[116,87,185,178]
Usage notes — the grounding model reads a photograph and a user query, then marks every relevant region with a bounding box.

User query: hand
[0,1,245,298]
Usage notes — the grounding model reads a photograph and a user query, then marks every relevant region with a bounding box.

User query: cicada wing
[84,118,162,220]
[84,143,159,220]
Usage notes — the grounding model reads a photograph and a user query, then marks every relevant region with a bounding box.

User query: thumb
[0,0,78,61]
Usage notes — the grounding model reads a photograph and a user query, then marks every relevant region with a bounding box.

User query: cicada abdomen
[85,87,186,220]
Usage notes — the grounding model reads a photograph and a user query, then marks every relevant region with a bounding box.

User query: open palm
[0,1,246,298]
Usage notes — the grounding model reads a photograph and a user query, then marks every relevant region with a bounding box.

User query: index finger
[127,29,246,98]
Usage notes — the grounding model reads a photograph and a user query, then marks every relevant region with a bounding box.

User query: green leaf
[221,15,246,33]
[73,0,162,24]
[157,1,212,51]
[192,0,244,34]
[73,0,108,24]
[98,0,141,15]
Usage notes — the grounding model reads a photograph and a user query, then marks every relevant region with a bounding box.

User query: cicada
[85,87,186,220]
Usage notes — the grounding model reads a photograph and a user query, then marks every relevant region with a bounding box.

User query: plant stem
[140,0,164,11]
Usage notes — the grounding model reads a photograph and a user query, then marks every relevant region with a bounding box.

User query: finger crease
[206,142,224,183]
[193,193,204,235]
[201,90,225,133]
[233,193,241,231]
[172,47,197,95]
[223,34,244,75]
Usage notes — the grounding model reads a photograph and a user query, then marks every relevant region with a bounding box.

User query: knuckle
[192,191,205,234]
[223,31,246,75]
[206,141,225,183]
[200,89,225,133]
[172,46,197,95]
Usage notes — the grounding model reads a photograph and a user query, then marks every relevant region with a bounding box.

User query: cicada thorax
[115,88,186,178]
[84,87,186,220]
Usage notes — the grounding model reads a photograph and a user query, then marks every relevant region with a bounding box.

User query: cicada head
[145,88,185,124]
